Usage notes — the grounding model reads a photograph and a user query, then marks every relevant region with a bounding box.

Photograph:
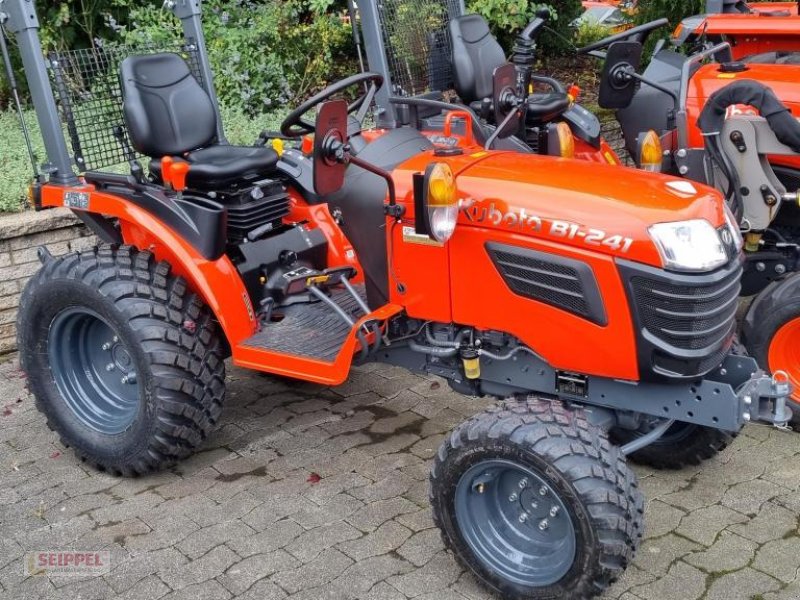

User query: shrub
[634,0,704,29]
[119,0,356,115]
[466,0,583,55]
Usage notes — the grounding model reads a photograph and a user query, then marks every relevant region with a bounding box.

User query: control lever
[170,162,190,199]
[160,156,175,189]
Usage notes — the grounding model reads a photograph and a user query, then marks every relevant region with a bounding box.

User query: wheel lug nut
[519,513,528,524]
[550,506,559,517]
[518,478,528,489]
[121,373,137,385]
[113,336,119,343]
[508,493,518,502]
[475,483,485,494]
[106,363,115,372]
[531,501,538,509]
[102,342,112,351]
[539,485,548,496]
[539,519,549,531]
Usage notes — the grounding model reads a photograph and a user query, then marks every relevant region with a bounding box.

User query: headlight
[421,162,458,243]
[649,219,728,272]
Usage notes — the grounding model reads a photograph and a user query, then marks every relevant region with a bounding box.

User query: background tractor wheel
[742,275,800,423]
[18,245,226,476]
[612,422,734,470]
[430,397,643,600]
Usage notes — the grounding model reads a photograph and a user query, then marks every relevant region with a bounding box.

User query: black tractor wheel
[18,245,225,476]
[612,422,734,470]
[742,275,800,423]
[430,397,643,600]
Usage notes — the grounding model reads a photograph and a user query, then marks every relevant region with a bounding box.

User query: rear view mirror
[599,41,643,110]
[492,63,521,139]
[313,100,348,197]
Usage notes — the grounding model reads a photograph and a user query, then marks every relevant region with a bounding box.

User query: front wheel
[18,245,226,476]
[742,275,800,420]
[612,422,734,470]
[430,397,643,600]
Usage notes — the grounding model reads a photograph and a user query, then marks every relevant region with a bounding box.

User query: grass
[0,105,288,214]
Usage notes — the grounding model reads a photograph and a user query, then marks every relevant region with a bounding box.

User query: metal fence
[372,0,463,96]
[47,43,203,172]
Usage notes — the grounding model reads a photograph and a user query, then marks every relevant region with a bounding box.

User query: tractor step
[242,285,368,363]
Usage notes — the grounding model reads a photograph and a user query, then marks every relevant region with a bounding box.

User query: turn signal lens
[555,122,575,159]
[638,130,663,172]
[426,162,458,243]
[301,135,314,155]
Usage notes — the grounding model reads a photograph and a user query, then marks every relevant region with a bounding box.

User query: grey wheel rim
[455,459,576,587]
[48,307,140,435]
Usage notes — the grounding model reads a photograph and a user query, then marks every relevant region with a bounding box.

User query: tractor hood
[685,62,800,147]
[398,150,726,270]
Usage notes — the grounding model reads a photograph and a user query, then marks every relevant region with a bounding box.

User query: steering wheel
[577,18,670,54]
[280,72,384,138]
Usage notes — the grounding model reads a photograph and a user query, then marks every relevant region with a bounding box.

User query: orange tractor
[673,0,800,62]
[2,0,792,598]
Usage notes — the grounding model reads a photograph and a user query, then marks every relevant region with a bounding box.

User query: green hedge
[0,106,285,213]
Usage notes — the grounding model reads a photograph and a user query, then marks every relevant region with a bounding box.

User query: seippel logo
[459,198,544,232]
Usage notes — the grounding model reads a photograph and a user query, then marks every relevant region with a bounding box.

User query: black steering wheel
[280,72,384,138]
[577,18,670,54]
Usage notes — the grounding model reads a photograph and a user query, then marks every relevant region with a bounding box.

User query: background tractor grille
[488,243,606,325]
[630,264,741,351]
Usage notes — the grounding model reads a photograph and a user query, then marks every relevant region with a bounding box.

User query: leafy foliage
[120,0,355,115]
[466,0,583,55]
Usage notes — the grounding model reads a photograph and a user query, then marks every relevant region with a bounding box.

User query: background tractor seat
[120,53,278,189]
[449,14,570,125]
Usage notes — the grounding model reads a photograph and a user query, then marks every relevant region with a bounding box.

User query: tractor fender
[40,184,258,347]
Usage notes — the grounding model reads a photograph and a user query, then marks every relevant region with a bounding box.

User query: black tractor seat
[120,53,278,190]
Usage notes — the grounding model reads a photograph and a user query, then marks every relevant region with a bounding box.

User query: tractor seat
[120,53,277,189]
[449,14,506,104]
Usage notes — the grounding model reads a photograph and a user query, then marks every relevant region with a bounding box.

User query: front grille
[630,269,741,350]
[620,257,743,380]
[487,242,606,325]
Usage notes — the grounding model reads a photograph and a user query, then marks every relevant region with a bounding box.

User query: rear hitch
[738,370,793,428]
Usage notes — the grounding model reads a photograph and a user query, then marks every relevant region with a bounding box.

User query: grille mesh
[631,264,742,351]
[373,0,462,96]
[48,44,204,172]
[491,248,592,320]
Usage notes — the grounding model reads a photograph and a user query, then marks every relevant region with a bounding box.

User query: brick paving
[2,355,800,600]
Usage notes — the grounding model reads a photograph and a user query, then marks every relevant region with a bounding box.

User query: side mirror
[599,41,643,110]
[492,63,522,140]
[313,100,349,197]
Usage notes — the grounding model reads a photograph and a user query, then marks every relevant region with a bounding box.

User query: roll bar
[0,0,225,185]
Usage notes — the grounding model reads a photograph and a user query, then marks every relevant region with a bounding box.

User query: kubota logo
[459,198,635,253]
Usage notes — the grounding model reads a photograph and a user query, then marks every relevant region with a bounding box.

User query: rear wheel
[430,397,643,600]
[18,245,226,476]
[612,422,734,470]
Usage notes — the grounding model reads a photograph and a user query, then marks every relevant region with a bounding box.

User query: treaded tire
[18,245,225,476]
[612,423,734,470]
[430,397,643,600]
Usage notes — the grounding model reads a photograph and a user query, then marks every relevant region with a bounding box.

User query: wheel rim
[48,308,140,434]
[768,317,800,403]
[455,459,577,588]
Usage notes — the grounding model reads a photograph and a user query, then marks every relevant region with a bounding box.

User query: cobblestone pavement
[3,355,800,600]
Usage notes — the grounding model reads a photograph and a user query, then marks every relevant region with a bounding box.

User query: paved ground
[3,355,800,600]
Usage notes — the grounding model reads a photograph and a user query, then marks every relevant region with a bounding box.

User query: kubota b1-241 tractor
[1,0,793,598]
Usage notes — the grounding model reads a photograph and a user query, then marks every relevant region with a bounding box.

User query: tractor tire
[612,422,734,470]
[430,397,643,600]
[742,275,800,423]
[18,245,225,476]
